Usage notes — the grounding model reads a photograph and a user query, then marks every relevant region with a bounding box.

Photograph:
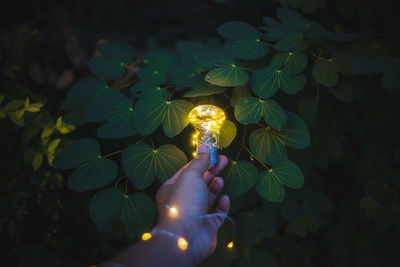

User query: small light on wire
[177,237,188,250]
[141,232,152,241]
[169,206,179,217]
[227,241,234,249]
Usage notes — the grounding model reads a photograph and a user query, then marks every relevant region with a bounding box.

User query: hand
[154,144,230,264]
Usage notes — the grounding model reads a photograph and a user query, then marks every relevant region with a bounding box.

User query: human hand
[154,144,230,264]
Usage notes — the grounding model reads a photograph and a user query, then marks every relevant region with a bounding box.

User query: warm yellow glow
[142,232,152,241]
[227,241,234,248]
[169,206,179,217]
[177,237,188,250]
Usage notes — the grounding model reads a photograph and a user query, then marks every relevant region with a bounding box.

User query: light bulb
[189,105,225,168]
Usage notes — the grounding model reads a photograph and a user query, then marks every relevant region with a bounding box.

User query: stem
[149,136,155,148]
[243,145,270,171]
[240,67,255,72]
[114,176,126,188]
[103,150,122,158]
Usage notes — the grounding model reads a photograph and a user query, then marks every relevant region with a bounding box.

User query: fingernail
[197,144,208,154]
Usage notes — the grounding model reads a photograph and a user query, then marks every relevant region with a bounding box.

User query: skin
[101,144,230,267]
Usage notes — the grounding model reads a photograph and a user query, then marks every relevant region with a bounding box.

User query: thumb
[182,144,210,177]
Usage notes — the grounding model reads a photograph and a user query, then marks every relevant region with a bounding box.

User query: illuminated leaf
[84,89,137,138]
[222,160,258,198]
[183,80,226,97]
[89,187,156,237]
[205,65,249,87]
[270,52,308,75]
[130,81,170,99]
[256,171,285,202]
[249,127,288,165]
[56,116,75,134]
[134,96,194,137]
[218,21,269,60]
[137,66,167,84]
[219,120,237,149]
[47,138,61,165]
[251,67,306,99]
[122,143,188,189]
[234,97,287,129]
[32,152,43,171]
[26,103,44,112]
[53,139,118,192]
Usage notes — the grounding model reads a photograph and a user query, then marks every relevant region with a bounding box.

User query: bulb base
[209,146,219,168]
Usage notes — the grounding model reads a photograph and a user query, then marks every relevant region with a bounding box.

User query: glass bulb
[189,105,225,168]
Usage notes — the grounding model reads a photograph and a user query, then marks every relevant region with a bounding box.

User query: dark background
[1,0,399,266]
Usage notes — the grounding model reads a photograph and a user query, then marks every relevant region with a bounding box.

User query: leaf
[183,80,226,97]
[234,97,263,124]
[89,187,156,236]
[84,89,137,138]
[53,139,118,192]
[122,143,188,189]
[56,116,75,134]
[219,120,237,149]
[249,127,288,165]
[64,78,107,109]
[26,103,44,112]
[218,21,268,60]
[270,52,308,75]
[3,99,24,112]
[230,86,252,107]
[137,66,167,84]
[222,160,258,198]
[32,152,43,171]
[134,96,194,137]
[256,171,285,202]
[143,52,178,70]
[275,111,310,149]
[234,97,287,129]
[47,138,61,165]
[312,52,353,87]
[205,65,249,87]
[297,94,318,127]
[261,99,287,129]
[251,67,306,99]
[270,159,304,189]
[98,41,138,64]
[130,81,170,99]
[88,57,126,80]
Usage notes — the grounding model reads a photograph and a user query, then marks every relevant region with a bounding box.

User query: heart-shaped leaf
[222,160,258,198]
[219,120,237,149]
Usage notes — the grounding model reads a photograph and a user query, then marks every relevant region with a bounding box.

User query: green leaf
[222,160,258,198]
[53,139,118,192]
[276,111,310,149]
[249,127,288,165]
[219,120,237,149]
[130,81,170,99]
[134,96,194,137]
[261,99,287,129]
[270,159,304,189]
[88,58,125,80]
[218,21,268,60]
[273,35,309,52]
[84,89,137,139]
[234,97,263,124]
[297,94,318,127]
[137,66,167,84]
[89,187,156,236]
[183,80,226,97]
[122,143,188,189]
[98,41,138,64]
[197,48,235,69]
[205,65,249,87]
[32,152,43,171]
[270,52,308,75]
[143,52,178,70]
[312,52,353,87]
[234,97,287,129]
[256,171,285,202]
[251,67,306,99]
[230,86,252,107]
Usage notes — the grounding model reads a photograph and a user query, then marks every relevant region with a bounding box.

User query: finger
[208,177,224,207]
[180,144,210,179]
[203,155,228,184]
[208,195,230,232]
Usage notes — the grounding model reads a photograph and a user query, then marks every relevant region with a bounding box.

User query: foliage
[2,0,400,266]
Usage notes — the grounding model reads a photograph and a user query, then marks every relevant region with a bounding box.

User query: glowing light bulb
[169,206,179,217]
[189,105,225,168]
[227,241,234,249]
[141,232,152,241]
[177,237,188,250]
